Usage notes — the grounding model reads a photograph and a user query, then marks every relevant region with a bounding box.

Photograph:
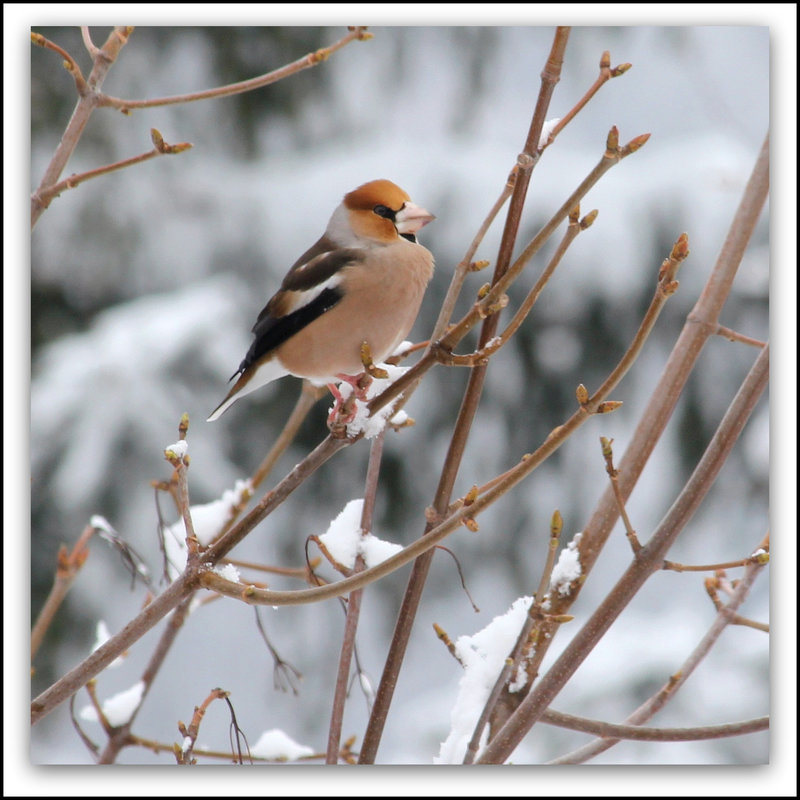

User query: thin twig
[31,27,364,227]
[95,27,371,112]
[175,688,232,765]
[439,206,592,367]
[662,554,769,573]
[543,50,631,149]
[31,31,88,93]
[326,432,385,764]
[600,436,642,552]
[704,566,770,632]
[714,324,767,348]
[251,381,325,490]
[223,557,321,581]
[428,176,515,344]
[34,130,192,208]
[164,441,199,560]
[80,27,100,59]
[31,26,134,227]
[31,524,94,660]
[541,709,767,742]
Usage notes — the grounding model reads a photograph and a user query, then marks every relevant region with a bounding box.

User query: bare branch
[95,27,372,112]
[478,343,769,763]
[548,533,769,764]
[541,709,767,742]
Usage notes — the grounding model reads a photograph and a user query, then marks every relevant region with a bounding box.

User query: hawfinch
[208,179,435,422]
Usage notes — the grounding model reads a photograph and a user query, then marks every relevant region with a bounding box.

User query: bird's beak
[395,201,436,235]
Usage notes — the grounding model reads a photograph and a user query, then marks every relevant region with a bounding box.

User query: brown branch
[31,27,365,227]
[31,26,134,228]
[541,709,767,742]
[477,343,769,763]
[569,135,768,572]
[439,206,589,367]
[127,734,357,764]
[203,436,351,565]
[223,557,321,582]
[30,31,88,94]
[437,128,651,358]
[600,436,642,553]
[663,549,769,573]
[34,129,193,209]
[326,432,385,764]
[543,50,632,149]
[175,688,232,765]
[31,524,95,660]
[548,532,769,764]
[714,324,767,348]
[704,567,770,632]
[80,27,100,59]
[95,27,372,112]
[251,381,325,490]
[427,175,515,344]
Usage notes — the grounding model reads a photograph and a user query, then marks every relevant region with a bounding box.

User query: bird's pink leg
[335,372,372,400]
[326,373,372,427]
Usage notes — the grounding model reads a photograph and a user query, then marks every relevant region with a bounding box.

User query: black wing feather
[236,286,344,375]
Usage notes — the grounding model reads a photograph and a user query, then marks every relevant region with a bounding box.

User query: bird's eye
[373,204,395,220]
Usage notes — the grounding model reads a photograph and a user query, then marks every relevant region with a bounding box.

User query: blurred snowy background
[29,25,769,765]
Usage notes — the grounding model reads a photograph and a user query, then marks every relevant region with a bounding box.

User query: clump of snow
[509,658,531,694]
[359,672,376,705]
[549,532,583,597]
[164,440,188,459]
[189,479,252,546]
[214,563,241,582]
[250,729,314,761]
[79,681,145,726]
[331,364,410,439]
[88,516,151,585]
[539,117,561,148]
[317,499,403,569]
[359,533,403,567]
[388,409,409,427]
[435,596,533,764]
[90,621,125,669]
[164,479,252,580]
[390,340,414,358]
[89,515,114,534]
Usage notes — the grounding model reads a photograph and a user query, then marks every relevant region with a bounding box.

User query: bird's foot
[326,373,372,429]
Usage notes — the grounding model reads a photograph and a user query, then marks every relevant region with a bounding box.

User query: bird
[207,179,435,423]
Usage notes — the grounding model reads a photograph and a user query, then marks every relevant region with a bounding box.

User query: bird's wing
[237,245,366,375]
